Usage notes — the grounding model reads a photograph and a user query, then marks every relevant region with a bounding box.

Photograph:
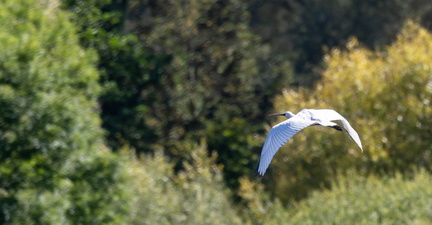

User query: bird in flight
[257,109,363,176]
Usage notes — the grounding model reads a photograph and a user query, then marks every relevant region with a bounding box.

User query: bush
[240,170,432,225]
[286,170,432,225]
[129,143,243,225]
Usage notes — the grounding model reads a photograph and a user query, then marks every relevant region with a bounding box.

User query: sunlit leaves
[129,145,243,225]
[268,22,432,201]
[239,169,432,224]
[285,170,432,225]
[0,1,130,224]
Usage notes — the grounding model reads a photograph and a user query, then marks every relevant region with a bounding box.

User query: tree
[266,22,432,202]
[248,0,432,85]
[0,0,130,223]
[60,0,169,153]
[124,0,292,188]
[65,0,294,188]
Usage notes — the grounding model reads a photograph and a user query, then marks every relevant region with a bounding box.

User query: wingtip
[255,160,266,177]
[255,169,265,177]
[255,165,266,176]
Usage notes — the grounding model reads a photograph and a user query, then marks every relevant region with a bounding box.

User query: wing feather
[257,117,316,176]
[298,109,363,151]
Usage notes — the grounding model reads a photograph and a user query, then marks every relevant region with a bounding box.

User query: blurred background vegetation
[1,0,432,224]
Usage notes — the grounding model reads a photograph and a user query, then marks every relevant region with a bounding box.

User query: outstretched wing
[298,109,363,151]
[257,117,316,176]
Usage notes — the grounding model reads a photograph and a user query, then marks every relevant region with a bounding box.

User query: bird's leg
[315,121,343,132]
[331,125,343,131]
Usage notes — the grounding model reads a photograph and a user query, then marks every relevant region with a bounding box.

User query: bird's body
[257,109,363,176]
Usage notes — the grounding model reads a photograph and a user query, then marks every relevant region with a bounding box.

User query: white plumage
[257,109,363,176]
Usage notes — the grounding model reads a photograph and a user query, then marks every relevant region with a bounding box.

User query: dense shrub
[286,170,432,225]
[129,143,243,225]
[240,170,432,225]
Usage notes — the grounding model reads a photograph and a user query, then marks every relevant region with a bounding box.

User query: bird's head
[268,111,295,119]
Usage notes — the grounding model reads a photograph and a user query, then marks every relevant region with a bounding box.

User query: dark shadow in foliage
[61,0,172,153]
[63,0,292,192]
[248,0,432,86]
[124,0,291,190]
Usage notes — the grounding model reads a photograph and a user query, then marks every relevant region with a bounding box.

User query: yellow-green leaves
[269,22,432,202]
[129,146,243,225]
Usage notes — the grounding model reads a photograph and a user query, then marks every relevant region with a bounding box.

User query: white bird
[257,109,363,176]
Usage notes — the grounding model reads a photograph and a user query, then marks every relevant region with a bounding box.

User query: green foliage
[237,177,290,225]
[61,0,126,36]
[125,0,292,188]
[0,0,131,223]
[240,170,432,225]
[97,36,168,153]
[5,1,432,225]
[267,21,432,201]
[249,0,432,85]
[63,1,432,200]
[60,0,167,153]
[129,143,243,225]
[285,170,432,225]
